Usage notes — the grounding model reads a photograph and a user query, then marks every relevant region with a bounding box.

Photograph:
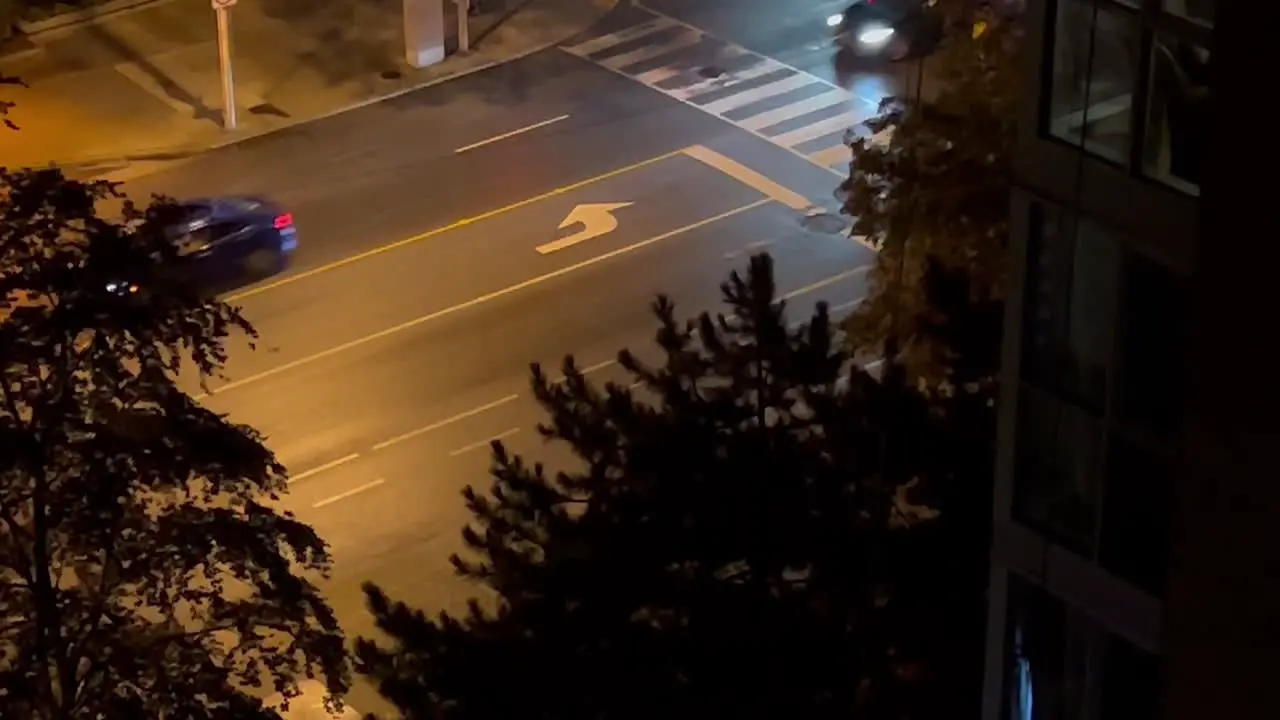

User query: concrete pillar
[404,0,445,69]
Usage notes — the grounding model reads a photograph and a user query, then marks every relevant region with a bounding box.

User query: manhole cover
[380,69,402,80]
[800,211,849,235]
[697,65,725,79]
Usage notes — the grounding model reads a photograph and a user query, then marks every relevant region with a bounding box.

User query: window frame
[1011,199,1182,589]
[1039,0,1212,195]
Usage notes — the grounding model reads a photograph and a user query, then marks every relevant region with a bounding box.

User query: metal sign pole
[214,0,237,129]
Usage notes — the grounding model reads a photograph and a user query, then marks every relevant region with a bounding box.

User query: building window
[1003,576,1162,720]
[1161,0,1213,27]
[1003,575,1092,720]
[1098,434,1172,597]
[1142,32,1210,194]
[1113,253,1187,438]
[1014,387,1105,555]
[1047,0,1140,163]
[1022,206,1120,412]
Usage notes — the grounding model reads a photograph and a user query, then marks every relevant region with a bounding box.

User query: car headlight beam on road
[856,23,895,48]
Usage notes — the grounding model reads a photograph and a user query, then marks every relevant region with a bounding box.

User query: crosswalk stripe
[674,59,779,99]
[605,30,705,70]
[739,88,851,131]
[560,8,880,177]
[636,65,684,84]
[771,113,857,148]
[697,74,817,114]
[563,17,679,56]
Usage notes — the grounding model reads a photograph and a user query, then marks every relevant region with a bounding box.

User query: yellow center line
[226,149,686,302]
[201,199,770,398]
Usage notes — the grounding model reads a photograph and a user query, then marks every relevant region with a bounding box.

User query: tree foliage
[840,6,1021,383]
[1,73,22,131]
[355,255,987,720]
[0,169,349,718]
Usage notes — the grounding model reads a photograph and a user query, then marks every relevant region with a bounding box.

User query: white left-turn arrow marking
[536,202,634,254]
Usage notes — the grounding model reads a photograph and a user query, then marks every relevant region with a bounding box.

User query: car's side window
[175,226,213,256]
[177,222,244,256]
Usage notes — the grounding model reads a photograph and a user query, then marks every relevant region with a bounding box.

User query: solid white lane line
[682,146,810,210]
[205,199,769,396]
[779,266,870,302]
[372,394,521,451]
[288,453,362,484]
[454,114,570,154]
[311,478,386,508]
[448,427,521,457]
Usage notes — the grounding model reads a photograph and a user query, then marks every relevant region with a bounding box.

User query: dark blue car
[109,197,298,298]
[168,197,297,289]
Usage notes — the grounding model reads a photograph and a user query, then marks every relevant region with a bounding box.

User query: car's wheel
[244,248,283,279]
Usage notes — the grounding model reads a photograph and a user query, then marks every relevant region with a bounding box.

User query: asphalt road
[116,3,887,714]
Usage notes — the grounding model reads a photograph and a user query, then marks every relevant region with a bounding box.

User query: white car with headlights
[829,0,944,61]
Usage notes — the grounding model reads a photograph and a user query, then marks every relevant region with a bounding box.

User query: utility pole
[212,0,238,130]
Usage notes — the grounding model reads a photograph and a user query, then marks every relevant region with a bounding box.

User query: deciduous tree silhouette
[0,169,349,719]
[840,5,1020,384]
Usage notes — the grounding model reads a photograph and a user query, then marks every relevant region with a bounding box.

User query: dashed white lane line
[454,114,571,154]
[283,266,870,483]
[288,453,361,483]
[448,427,521,457]
[372,394,521,451]
[201,197,769,399]
[311,478,386,508]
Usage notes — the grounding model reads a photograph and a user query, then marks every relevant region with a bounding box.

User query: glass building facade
[976,1,1254,719]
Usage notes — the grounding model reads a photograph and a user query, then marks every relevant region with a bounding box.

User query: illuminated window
[1047,0,1140,163]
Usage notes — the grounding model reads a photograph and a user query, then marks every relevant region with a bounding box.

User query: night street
[106,2,904,713]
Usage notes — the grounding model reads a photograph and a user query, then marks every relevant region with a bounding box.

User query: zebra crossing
[561,12,892,174]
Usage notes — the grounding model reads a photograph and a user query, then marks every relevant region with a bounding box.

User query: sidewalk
[0,0,615,175]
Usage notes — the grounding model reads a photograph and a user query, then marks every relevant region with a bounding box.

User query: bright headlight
[857,24,895,46]
[826,13,843,27]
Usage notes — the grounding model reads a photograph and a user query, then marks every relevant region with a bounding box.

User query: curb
[88,0,619,183]
[16,0,173,36]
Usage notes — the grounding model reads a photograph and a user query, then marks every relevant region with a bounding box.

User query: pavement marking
[225,149,686,302]
[562,6,888,177]
[448,428,522,457]
[454,114,571,154]
[311,478,386,509]
[206,200,770,395]
[372,394,521,451]
[551,357,622,383]
[779,266,871,302]
[681,146,811,211]
[288,453,362,484]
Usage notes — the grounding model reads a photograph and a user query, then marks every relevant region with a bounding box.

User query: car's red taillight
[273,213,294,230]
